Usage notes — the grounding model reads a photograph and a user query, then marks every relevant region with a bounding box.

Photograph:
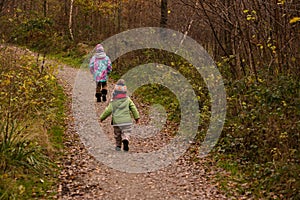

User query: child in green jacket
[100,79,140,151]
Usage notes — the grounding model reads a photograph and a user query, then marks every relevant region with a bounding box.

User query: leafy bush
[8,17,53,50]
[0,119,51,173]
[216,72,300,198]
[0,45,65,199]
[114,49,299,198]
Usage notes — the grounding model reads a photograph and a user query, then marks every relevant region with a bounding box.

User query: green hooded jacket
[100,97,139,126]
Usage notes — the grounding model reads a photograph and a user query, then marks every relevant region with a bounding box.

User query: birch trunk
[69,0,74,41]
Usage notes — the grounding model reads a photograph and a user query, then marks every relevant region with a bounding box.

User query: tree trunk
[0,0,6,14]
[43,0,47,17]
[69,0,74,41]
[118,0,122,32]
[160,0,168,27]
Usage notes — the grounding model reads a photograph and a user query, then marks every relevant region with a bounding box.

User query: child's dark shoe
[101,89,107,102]
[122,139,129,151]
[95,93,101,102]
[115,146,121,151]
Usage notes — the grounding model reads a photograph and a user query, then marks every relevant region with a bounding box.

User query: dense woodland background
[0,0,299,199]
[1,0,299,77]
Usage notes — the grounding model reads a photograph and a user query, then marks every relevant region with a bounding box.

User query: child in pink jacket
[89,44,112,102]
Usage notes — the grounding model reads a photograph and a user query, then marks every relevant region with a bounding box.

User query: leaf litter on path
[55,65,233,200]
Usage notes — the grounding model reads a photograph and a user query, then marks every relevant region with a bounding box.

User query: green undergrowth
[133,84,180,122]
[48,52,85,69]
[33,47,299,199]
[113,49,299,199]
[214,72,300,199]
[4,15,90,69]
[113,49,210,125]
[0,46,66,199]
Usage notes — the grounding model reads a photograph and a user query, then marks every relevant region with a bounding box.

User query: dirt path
[55,65,229,200]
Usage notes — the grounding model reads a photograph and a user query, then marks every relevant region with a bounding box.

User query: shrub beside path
[55,65,232,200]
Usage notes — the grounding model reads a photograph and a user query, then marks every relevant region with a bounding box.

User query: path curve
[55,65,228,200]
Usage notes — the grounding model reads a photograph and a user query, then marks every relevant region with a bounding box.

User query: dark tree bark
[160,0,168,27]
[0,0,6,14]
[117,0,122,32]
[43,0,47,17]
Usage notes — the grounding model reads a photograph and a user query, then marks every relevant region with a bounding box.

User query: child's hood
[94,52,106,59]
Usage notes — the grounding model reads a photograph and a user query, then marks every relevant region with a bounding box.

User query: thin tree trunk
[198,0,236,77]
[64,0,68,17]
[118,0,122,32]
[0,1,4,13]
[43,0,47,17]
[69,0,74,41]
[160,0,168,27]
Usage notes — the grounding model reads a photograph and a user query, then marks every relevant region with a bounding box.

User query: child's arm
[100,104,113,122]
[128,98,140,123]
[106,57,112,74]
[89,56,95,74]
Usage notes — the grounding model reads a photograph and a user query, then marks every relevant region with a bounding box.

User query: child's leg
[120,125,132,151]
[95,82,102,102]
[101,82,108,102]
[113,126,122,150]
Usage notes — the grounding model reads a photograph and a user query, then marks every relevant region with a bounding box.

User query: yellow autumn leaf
[18,185,25,194]
[289,17,300,24]
[282,101,287,107]
[258,78,263,83]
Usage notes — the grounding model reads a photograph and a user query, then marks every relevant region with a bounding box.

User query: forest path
[55,65,230,200]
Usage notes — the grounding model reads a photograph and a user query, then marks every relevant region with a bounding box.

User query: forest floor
[54,65,240,200]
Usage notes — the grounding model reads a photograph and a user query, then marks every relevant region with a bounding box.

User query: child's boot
[122,139,129,151]
[101,89,107,102]
[95,93,101,102]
